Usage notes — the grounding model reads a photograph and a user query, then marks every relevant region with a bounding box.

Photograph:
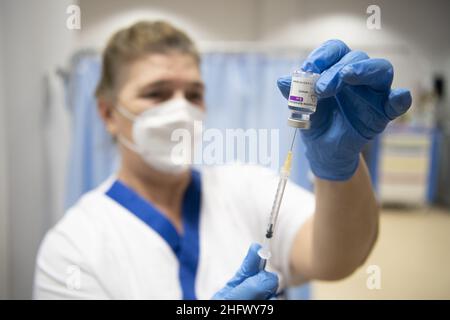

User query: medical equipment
[116,98,204,174]
[286,70,320,129]
[258,128,298,270]
[258,70,321,270]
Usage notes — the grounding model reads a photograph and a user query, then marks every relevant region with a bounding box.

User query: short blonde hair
[95,20,200,99]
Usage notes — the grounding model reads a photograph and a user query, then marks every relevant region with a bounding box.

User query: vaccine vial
[287,70,320,129]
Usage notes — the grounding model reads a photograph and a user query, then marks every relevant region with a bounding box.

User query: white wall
[0,0,10,300]
[78,0,450,108]
[77,0,260,48]
[1,0,76,299]
[258,0,450,112]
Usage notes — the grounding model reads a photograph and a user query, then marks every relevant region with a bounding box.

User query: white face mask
[116,98,204,174]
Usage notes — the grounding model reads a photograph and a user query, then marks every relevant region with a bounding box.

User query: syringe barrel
[266,174,289,233]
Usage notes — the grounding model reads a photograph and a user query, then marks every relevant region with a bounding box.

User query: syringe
[258,128,298,270]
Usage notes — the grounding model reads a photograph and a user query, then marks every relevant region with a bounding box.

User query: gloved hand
[212,243,278,300]
[277,39,412,181]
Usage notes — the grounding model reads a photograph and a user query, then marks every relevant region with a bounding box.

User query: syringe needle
[289,128,298,151]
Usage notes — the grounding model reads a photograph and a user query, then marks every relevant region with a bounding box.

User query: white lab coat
[33,164,314,299]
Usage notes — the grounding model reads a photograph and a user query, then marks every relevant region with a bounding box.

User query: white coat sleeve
[33,227,109,300]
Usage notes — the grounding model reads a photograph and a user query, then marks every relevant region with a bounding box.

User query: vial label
[288,76,318,110]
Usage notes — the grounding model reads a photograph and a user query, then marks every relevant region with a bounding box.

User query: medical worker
[33,21,411,299]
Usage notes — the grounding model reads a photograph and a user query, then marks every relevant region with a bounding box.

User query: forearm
[313,155,379,279]
[293,155,379,282]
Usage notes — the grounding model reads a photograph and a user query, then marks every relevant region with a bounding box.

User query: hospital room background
[0,0,449,299]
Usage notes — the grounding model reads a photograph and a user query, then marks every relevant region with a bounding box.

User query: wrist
[306,149,360,181]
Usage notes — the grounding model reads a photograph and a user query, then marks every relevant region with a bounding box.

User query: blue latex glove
[278,39,412,181]
[212,243,278,300]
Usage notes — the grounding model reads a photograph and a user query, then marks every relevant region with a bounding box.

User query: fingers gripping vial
[258,70,319,270]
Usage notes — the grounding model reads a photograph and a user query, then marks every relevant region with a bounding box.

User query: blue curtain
[64,52,312,299]
[65,54,118,209]
[201,53,312,191]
